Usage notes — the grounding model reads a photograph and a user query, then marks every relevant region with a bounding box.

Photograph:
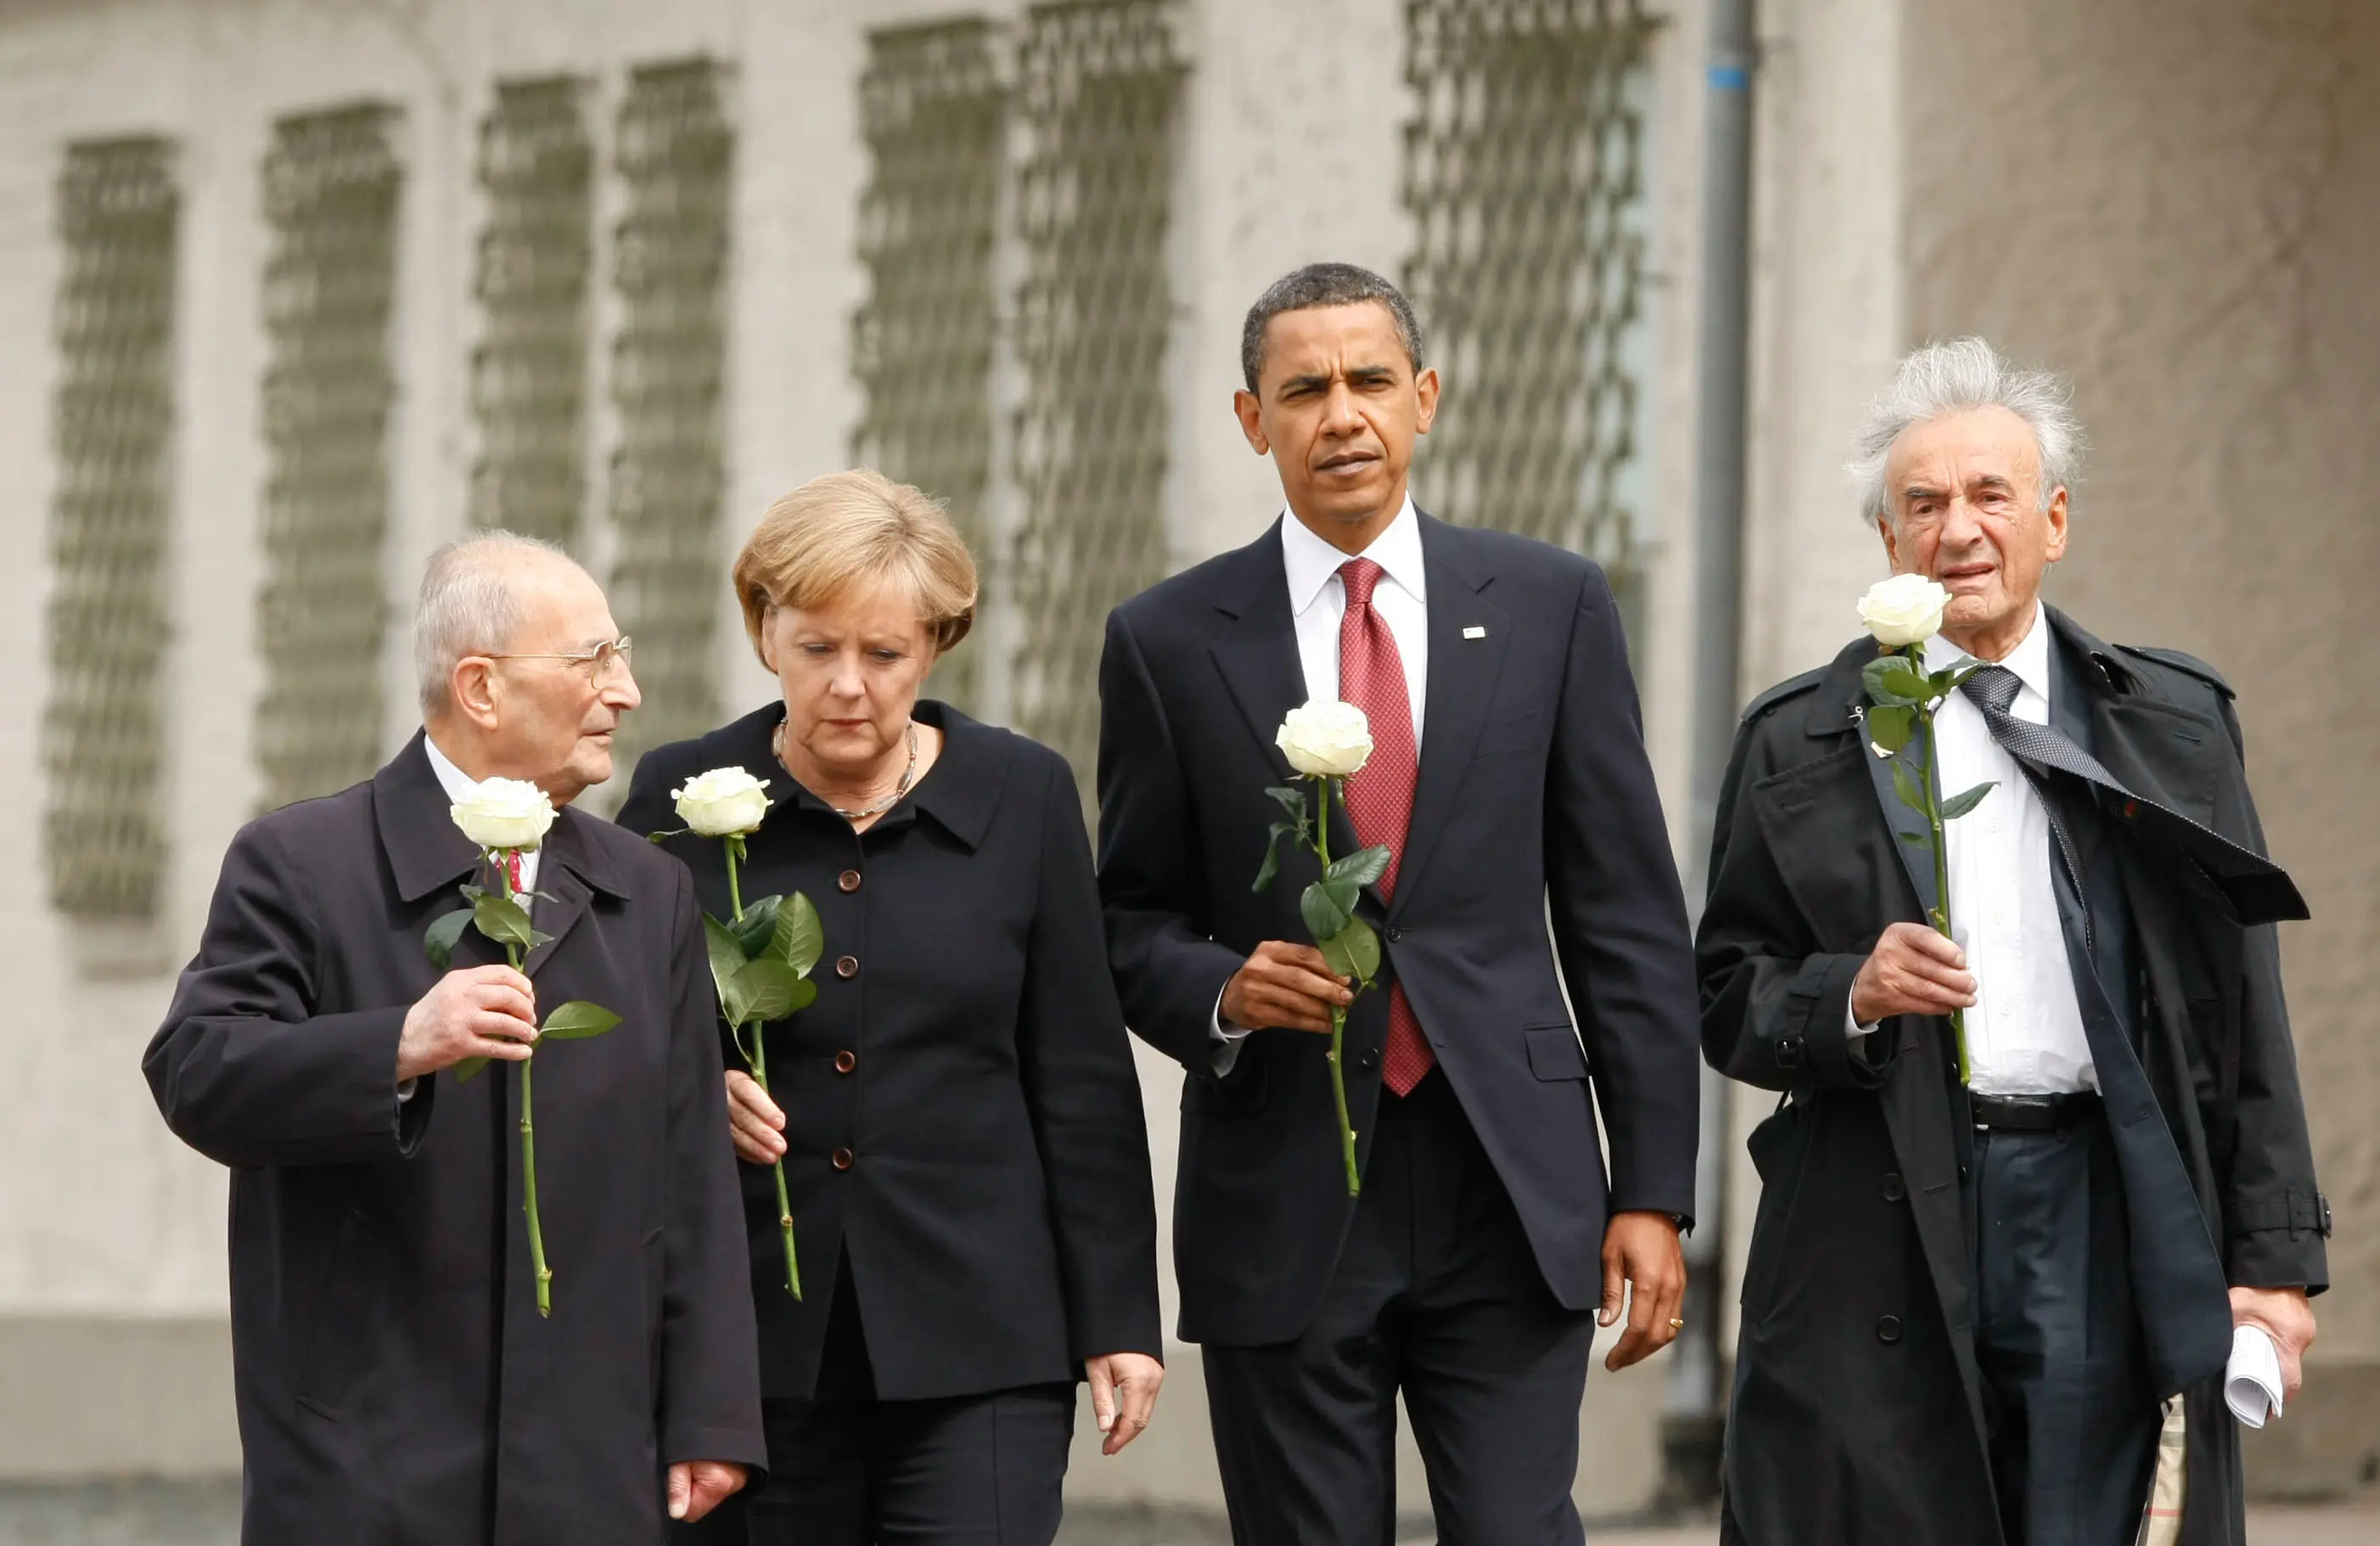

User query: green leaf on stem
[424,908,471,970]
[1319,918,1382,985]
[1320,877,1360,919]
[768,891,824,977]
[725,959,805,1027]
[645,827,688,843]
[1862,656,1931,708]
[1865,704,1914,755]
[452,1055,491,1085]
[1326,845,1391,889]
[472,891,542,953]
[1891,756,1928,816]
[1300,881,1352,942]
[1938,781,1997,821]
[540,1000,622,1041]
[1264,784,1310,824]
[729,895,782,960]
[1898,830,1930,846]
[1253,822,1294,893]
[703,915,748,1006]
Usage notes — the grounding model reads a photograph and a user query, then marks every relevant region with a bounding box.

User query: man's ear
[1233,388,1269,456]
[1413,365,1440,436]
[451,657,502,731]
[2042,486,2070,565]
[1876,514,1904,573]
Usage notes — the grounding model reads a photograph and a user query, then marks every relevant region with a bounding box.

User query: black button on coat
[620,701,1163,1403]
[143,735,765,1545]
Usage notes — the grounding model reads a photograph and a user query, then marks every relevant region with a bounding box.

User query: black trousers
[1204,1071,1597,1545]
[673,1260,1075,1546]
[1969,1114,2161,1546]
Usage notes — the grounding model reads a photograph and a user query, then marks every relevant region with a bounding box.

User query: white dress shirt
[407,734,542,1100]
[1850,603,2097,1095]
[1214,498,1430,1066]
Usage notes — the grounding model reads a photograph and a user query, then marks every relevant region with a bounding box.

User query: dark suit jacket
[620,701,1163,1403]
[1097,513,1702,1346]
[1699,609,2327,1546]
[144,734,764,1546]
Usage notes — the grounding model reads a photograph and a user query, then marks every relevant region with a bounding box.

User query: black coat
[1698,609,2328,1546]
[143,734,764,1546]
[1097,514,1703,1346]
[619,701,1163,1403]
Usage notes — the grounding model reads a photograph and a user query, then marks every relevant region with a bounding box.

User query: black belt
[1969,1090,2102,1132]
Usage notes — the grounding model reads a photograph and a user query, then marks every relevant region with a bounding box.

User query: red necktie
[505,851,525,897]
[1336,559,1433,1095]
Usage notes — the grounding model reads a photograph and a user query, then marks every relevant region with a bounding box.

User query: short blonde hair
[733,469,978,662]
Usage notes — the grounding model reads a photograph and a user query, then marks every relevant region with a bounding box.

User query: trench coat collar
[373,731,631,906]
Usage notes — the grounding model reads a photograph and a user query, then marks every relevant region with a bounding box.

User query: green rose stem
[1902,644,1973,1085]
[491,856,554,1319]
[723,838,803,1301]
[1311,776,1361,1198]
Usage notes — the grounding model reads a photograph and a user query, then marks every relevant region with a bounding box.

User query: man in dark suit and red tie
[1097,263,1704,1542]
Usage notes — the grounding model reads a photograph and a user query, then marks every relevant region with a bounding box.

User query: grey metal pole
[1661,0,1756,1510]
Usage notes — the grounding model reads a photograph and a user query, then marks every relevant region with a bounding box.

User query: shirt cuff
[396,1077,419,1104]
[1210,989,1252,1075]
[1845,1003,1879,1039]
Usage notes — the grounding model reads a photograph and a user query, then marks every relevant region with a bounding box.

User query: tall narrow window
[850,20,1006,712]
[1403,0,1655,633]
[609,59,733,783]
[254,104,402,810]
[1009,0,1185,790]
[473,77,593,550]
[45,138,177,942]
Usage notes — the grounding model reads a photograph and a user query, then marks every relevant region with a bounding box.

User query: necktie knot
[1339,557,1384,611]
[1961,662,2023,716]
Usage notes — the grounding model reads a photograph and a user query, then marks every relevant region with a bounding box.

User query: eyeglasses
[483,636,634,681]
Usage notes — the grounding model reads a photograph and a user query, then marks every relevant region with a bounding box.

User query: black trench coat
[144,734,765,1545]
[1698,610,2327,1546]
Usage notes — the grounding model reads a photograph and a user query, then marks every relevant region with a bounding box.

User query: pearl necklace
[776,720,918,821]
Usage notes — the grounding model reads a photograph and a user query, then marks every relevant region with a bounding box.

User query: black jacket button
[838,869,862,893]
[1384,925,1403,943]
[1358,1049,1379,1070]
[834,955,859,979]
[1876,1314,1904,1345]
[833,1050,857,1076]
[831,1147,855,1172]
[1882,1172,1906,1203]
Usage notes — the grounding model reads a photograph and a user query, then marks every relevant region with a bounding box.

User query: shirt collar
[422,730,481,803]
[1924,600,2052,707]
[1280,495,1425,616]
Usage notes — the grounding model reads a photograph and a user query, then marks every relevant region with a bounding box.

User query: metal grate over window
[1008,0,1184,792]
[850,20,1007,713]
[472,77,593,551]
[609,59,733,786]
[254,104,402,811]
[45,138,177,925]
[1403,0,1655,630]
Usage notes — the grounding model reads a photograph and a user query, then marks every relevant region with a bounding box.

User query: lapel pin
[1462,625,1487,640]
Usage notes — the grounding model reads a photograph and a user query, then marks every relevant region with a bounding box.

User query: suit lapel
[1852,673,1942,921]
[1393,517,1508,916]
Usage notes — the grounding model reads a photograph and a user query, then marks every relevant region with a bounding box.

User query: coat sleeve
[1696,709,1894,1097]
[143,818,431,1168]
[1541,567,1704,1221]
[654,861,768,1469]
[1020,754,1166,1363]
[2207,697,2328,1292]
[1096,605,1246,1077]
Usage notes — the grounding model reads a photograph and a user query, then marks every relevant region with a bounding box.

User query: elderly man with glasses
[145,532,764,1545]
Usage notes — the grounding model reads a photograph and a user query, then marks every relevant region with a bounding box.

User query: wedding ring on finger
[1668,1318,1687,1330]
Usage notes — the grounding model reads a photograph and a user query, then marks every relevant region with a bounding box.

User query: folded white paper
[2225,1324,2284,1429]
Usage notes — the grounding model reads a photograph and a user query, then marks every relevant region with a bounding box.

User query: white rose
[451,776,557,852]
[1277,700,1374,778]
[673,766,773,838]
[1857,574,1951,648]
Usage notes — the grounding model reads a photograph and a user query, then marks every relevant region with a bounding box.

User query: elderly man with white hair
[145,533,763,1544]
[1698,340,2327,1546]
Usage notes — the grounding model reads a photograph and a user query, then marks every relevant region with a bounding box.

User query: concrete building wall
[1899,0,2380,1495]
[0,0,1712,1512]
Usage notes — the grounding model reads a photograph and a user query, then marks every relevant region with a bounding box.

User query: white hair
[413,531,579,717]
[1849,337,2085,524]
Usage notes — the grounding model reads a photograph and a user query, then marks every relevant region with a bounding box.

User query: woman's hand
[724,1070,787,1164]
[1085,1352,1165,1456]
